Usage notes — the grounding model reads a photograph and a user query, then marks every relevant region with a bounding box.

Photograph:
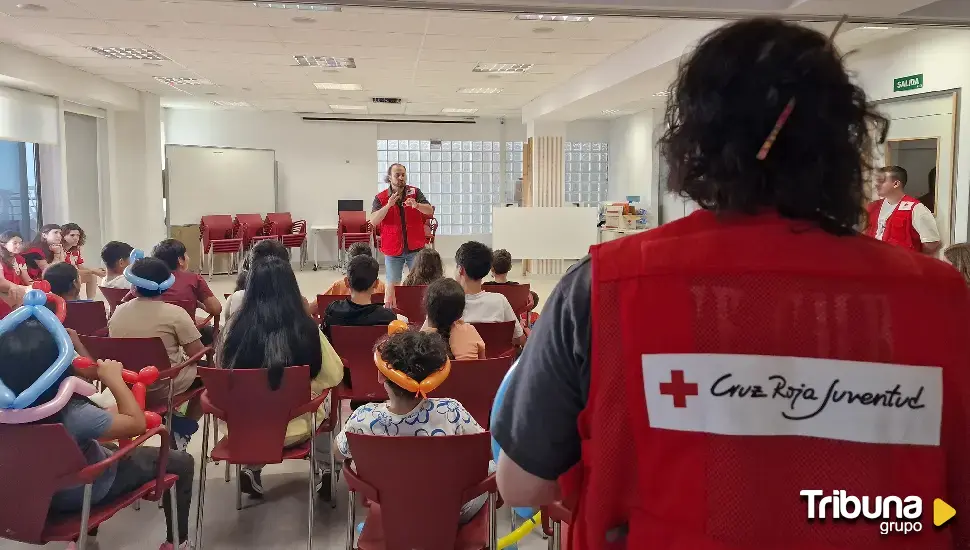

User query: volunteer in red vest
[370,163,435,307]
[493,17,970,550]
[865,165,941,255]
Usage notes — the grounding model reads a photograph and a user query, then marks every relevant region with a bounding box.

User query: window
[0,140,41,238]
[377,140,502,236]
[565,141,609,207]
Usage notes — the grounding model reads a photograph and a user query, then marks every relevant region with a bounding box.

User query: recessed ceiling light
[860,26,892,30]
[473,63,534,74]
[242,87,252,91]
[314,82,362,91]
[213,100,251,107]
[330,104,366,111]
[155,76,213,86]
[532,26,555,34]
[457,87,503,94]
[144,62,163,67]
[442,108,479,114]
[294,55,356,68]
[515,14,593,22]
[253,2,340,11]
[653,90,670,97]
[292,16,316,23]
[205,92,218,96]
[16,3,48,11]
[145,24,161,29]
[602,109,621,115]
[89,47,169,61]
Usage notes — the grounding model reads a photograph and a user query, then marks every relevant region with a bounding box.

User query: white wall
[849,29,970,241]
[608,109,660,225]
[64,112,104,257]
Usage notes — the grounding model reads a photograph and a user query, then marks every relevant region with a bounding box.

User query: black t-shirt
[483,280,519,286]
[371,187,431,254]
[322,299,398,337]
[491,256,591,481]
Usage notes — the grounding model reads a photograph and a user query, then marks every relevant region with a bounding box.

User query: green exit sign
[894,74,923,92]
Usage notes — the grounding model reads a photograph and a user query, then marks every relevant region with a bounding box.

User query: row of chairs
[201,212,308,279]
[336,210,439,268]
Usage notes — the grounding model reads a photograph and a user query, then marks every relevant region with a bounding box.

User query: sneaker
[169,416,199,451]
[240,467,265,498]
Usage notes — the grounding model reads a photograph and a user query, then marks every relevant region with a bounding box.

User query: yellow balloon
[497,512,542,549]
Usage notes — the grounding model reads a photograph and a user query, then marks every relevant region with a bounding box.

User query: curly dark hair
[658,18,888,236]
[491,249,512,276]
[375,331,449,397]
[61,223,86,250]
[456,241,492,281]
[403,248,444,286]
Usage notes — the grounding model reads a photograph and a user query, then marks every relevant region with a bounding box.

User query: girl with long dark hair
[23,224,64,280]
[218,255,342,498]
[402,247,444,287]
[423,277,485,360]
[0,230,31,306]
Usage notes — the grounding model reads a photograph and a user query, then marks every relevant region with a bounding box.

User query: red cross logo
[659,370,698,408]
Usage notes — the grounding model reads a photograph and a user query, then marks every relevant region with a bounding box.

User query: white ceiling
[0,0,670,116]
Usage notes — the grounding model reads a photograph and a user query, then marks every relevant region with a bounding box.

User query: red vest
[375,185,427,256]
[864,196,923,252]
[572,210,969,550]
[1,254,26,285]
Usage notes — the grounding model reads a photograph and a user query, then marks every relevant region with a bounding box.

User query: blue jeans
[384,249,419,283]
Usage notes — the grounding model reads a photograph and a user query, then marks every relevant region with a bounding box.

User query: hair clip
[0,290,81,410]
[124,249,175,292]
[374,320,451,399]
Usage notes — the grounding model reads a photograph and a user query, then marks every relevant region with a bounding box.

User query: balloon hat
[373,320,451,399]
[124,249,175,292]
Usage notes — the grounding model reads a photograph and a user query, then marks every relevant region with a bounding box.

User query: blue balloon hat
[0,290,77,409]
[124,249,175,292]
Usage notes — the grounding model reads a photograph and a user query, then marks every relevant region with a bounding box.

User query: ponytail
[267,364,284,391]
[437,323,455,360]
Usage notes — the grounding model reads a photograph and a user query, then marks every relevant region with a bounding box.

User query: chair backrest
[79,335,174,375]
[0,424,89,544]
[63,300,108,336]
[470,321,516,358]
[266,212,293,235]
[200,215,235,250]
[483,283,532,316]
[317,294,384,315]
[347,433,491,550]
[393,285,427,325]
[329,325,391,401]
[99,286,129,316]
[234,213,266,244]
[338,210,369,234]
[435,356,514,429]
[198,366,312,464]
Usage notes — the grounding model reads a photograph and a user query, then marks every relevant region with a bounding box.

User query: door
[64,113,104,259]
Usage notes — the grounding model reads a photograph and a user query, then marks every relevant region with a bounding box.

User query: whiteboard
[166,145,277,226]
[493,207,598,259]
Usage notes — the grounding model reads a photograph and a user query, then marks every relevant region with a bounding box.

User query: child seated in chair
[334,330,492,525]
[0,319,195,550]
[322,254,401,337]
[483,249,518,286]
[44,262,92,303]
[219,254,343,499]
[225,239,312,323]
[455,242,526,347]
[109,257,205,450]
[402,248,444,287]
[100,241,134,289]
[321,242,387,295]
[422,278,485,360]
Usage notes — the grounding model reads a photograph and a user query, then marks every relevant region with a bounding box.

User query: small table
[310,224,339,271]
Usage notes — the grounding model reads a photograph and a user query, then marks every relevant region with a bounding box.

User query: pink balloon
[0,377,96,424]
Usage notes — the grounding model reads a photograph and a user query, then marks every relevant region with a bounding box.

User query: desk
[598,227,648,243]
[310,224,339,270]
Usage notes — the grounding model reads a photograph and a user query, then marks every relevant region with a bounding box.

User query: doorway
[887,138,939,213]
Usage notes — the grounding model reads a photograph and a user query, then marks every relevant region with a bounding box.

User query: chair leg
[78,484,93,550]
[170,485,180,548]
[208,250,214,281]
[133,500,141,511]
[162,381,175,509]
[212,420,220,466]
[235,464,243,510]
[195,414,211,550]
[307,411,317,550]
[225,459,231,483]
[329,430,337,509]
[346,490,356,550]
[488,492,498,550]
[551,522,561,550]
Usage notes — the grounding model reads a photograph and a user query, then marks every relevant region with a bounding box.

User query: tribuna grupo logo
[801,490,923,535]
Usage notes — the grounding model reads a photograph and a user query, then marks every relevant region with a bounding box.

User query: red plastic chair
[344,433,498,550]
[317,293,385,317]
[435,357,514,430]
[392,285,427,326]
[541,501,572,550]
[98,286,128,317]
[63,301,109,336]
[483,284,532,317]
[329,325,392,404]
[338,211,372,268]
[200,215,244,280]
[79,336,211,430]
[234,213,277,250]
[0,424,178,549]
[470,322,517,359]
[195,366,336,548]
[266,212,309,269]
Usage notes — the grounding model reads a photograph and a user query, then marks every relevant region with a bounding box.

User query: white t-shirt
[462,291,524,338]
[335,398,483,458]
[874,198,940,244]
[224,289,245,324]
[100,274,132,289]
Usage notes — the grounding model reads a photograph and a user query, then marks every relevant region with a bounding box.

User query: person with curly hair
[402,247,444,287]
[493,18,970,549]
[61,223,107,300]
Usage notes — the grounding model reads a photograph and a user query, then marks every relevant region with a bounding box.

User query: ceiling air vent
[371,97,403,104]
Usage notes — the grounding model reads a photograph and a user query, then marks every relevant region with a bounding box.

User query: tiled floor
[1,260,566,549]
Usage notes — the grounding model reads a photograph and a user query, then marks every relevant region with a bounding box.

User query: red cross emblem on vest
[659,370,698,408]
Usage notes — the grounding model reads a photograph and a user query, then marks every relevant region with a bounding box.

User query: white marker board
[166,145,277,226]
[493,207,598,259]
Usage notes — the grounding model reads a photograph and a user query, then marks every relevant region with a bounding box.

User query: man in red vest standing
[865,165,941,255]
[493,18,970,550]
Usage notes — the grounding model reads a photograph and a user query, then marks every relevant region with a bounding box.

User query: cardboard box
[170,224,233,275]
